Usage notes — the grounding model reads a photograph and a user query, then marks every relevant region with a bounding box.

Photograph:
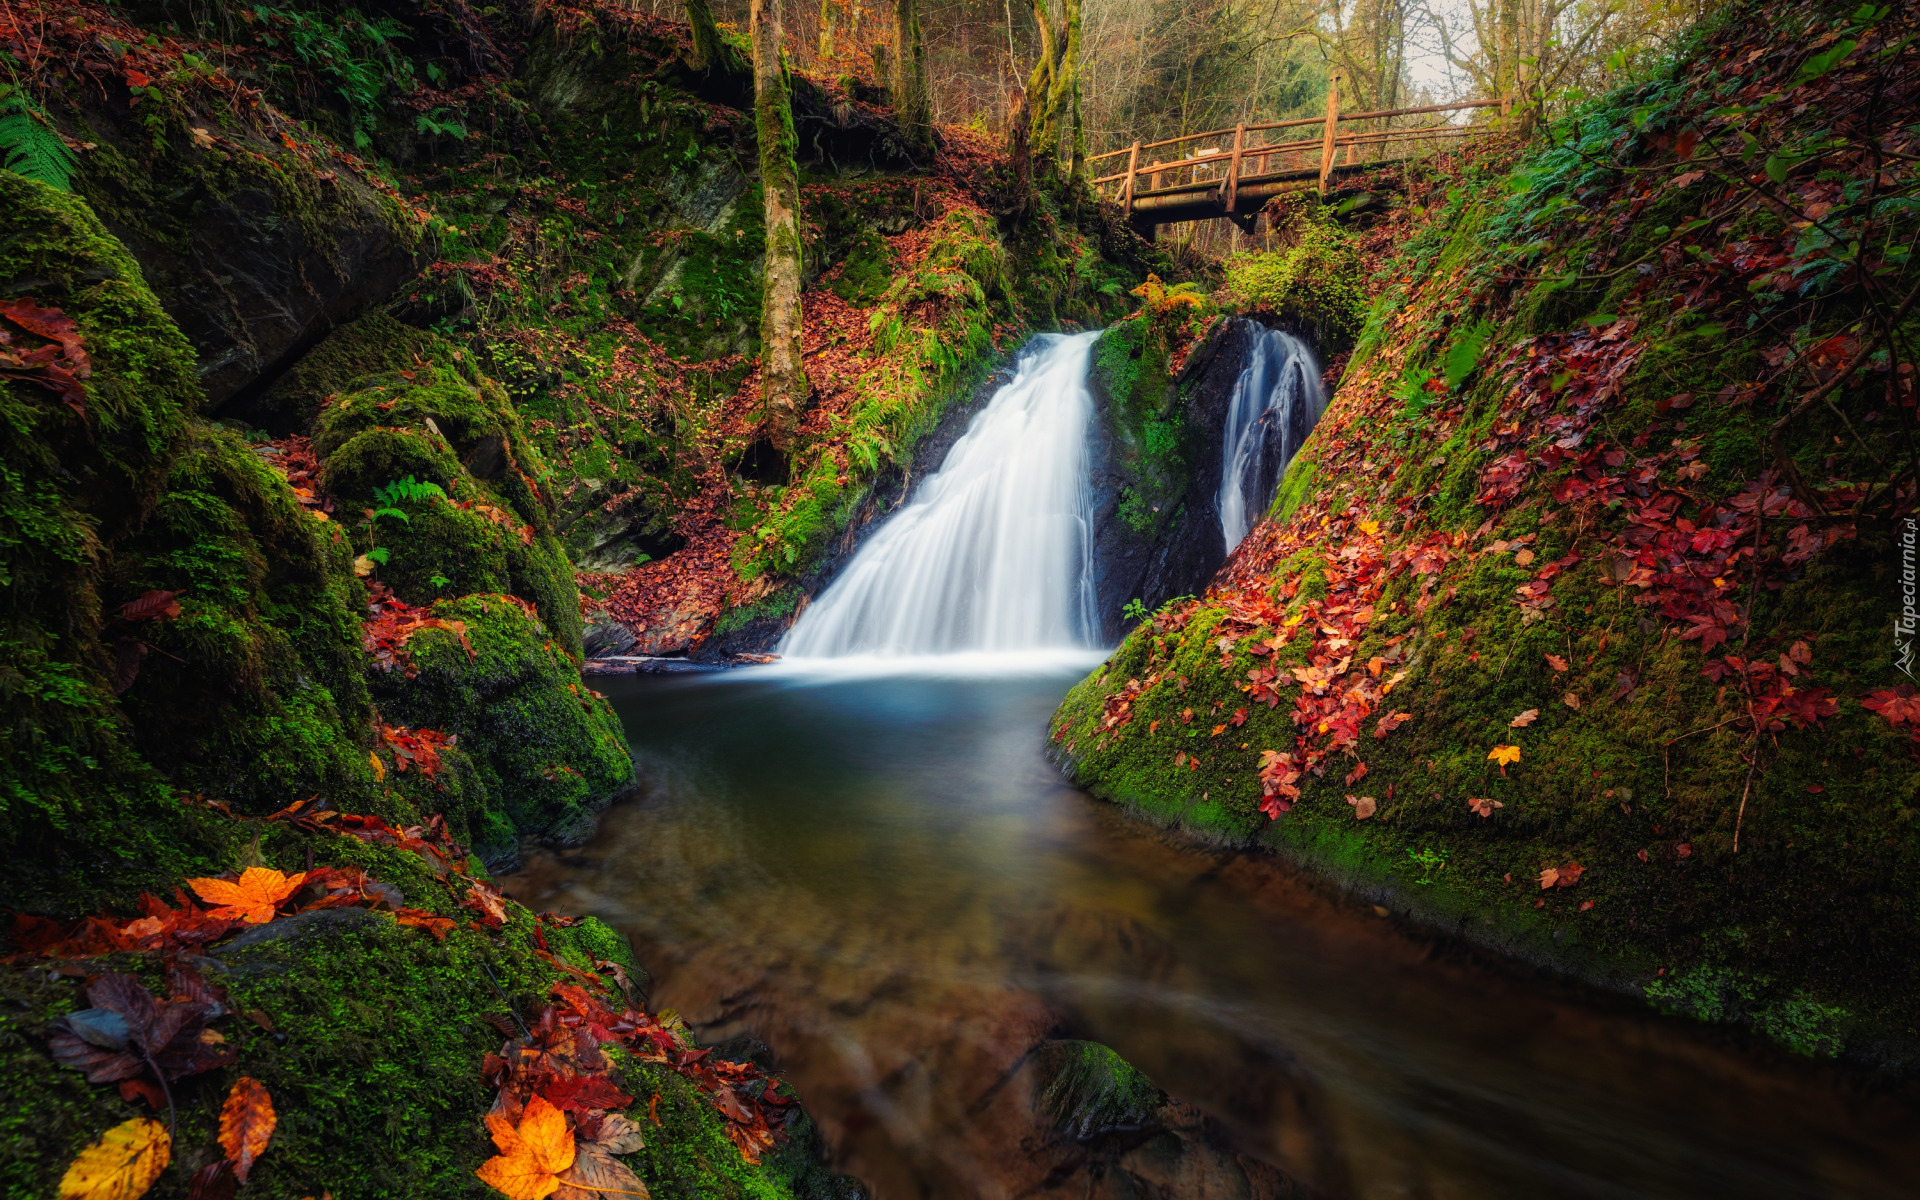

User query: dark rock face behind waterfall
[1085,314,1316,644]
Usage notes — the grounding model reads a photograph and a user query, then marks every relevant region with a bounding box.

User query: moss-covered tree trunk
[892,0,932,152]
[1007,83,1033,211]
[752,0,808,450]
[686,0,726,70]
[1025,0,1081,177]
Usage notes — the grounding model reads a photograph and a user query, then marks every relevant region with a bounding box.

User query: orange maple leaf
[218,1077,276,1182]
[477,1096,575,1200]
[187,868,308,925]
[1487,744,1522,775]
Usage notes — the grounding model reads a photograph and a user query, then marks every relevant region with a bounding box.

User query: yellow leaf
[1359,520,1380,535]
[59,1119,169,1200]
[219,1077,277,1182]
[352,554,376,577]
[1488,744,1522,769]
[369,750,386,782]
[186,867,309,924]
[477,1097,575,1200]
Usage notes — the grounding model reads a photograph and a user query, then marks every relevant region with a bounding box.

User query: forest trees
[1026,0,1085,180]
[751,0,809,449]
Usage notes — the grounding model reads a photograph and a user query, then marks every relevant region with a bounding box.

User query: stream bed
[504,662,1919,1199]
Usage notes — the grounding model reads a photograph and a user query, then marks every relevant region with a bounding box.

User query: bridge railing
[1089,96,1502,218]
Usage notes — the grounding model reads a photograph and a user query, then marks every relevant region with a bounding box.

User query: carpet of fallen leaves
[1063,1,1919,844]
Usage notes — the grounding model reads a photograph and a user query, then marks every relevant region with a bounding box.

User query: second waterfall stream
[781,331,1103,658]
[1217,324,1325,554]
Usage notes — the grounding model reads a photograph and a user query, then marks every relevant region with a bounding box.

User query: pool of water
[503,662,1919,1199]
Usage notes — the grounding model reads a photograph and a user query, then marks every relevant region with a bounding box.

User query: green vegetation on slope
[1054,0,1920,1060]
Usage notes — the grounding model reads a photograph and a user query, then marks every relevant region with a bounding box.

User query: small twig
[1733,747,1760,858]
[479,960,531,1038]
[1665,716,1740,744]
[144,1053,176,1141]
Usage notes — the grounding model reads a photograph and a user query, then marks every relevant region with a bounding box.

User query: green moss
[1089,315,1190,536]
[374,595,631,859]
[1034,1040,1163,1139]
[826,229,896,306]
[250,310,441,434]
[0,824,824,1200]
[1220,199,1366,351]
[0,172,286,911]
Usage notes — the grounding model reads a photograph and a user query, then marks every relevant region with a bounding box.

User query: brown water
[504,662,1920,1199]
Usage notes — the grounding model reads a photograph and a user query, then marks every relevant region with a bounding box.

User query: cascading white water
[1217,323,1326,553]
[780,331,1102,658]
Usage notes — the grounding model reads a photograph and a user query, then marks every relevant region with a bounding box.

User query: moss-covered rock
[374,596,630,860]
[1033,1040,1164,1140]
[0,830,834,1200]
[1054,1,1920,1061]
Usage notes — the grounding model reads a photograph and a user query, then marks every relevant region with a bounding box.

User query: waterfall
[781,331,1102,658]
[1217,324,1326,554]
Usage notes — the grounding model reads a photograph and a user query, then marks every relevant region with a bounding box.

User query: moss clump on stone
[1088,313,1191,536]
[1033,1040,1164,1140]
[250,310,442,434]
[374,595,631,860]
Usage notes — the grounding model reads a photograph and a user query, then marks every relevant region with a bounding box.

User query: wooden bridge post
[1122,140,1140,217]
[1318,72,1341,197]
[1223,122,1246,213]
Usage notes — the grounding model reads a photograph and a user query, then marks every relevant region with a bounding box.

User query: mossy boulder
[0,170,364,911]
[0,829,836,1200]
[373,596,631,861]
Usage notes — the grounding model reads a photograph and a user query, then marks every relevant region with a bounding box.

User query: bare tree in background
[1418,0,1706,131]
[752,0,809,449]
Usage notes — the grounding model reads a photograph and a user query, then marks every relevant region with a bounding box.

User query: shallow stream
[505,662,1919,1199]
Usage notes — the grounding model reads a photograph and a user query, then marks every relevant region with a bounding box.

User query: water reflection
[505,666,1920,1200]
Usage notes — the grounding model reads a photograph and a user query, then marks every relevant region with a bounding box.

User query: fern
[0,87,77,192]
[373,476,449,508]
[1442,318,1496,391]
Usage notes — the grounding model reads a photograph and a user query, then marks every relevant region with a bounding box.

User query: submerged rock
[1033,1039,1165,1139]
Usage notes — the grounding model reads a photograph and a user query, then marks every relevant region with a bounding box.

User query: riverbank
[1052,0,1920,1066]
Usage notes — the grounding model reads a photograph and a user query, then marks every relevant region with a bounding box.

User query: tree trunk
[1066,0,1085,184]
[686,0,726,71]
[892,0,932,151]
[751,0,808,450]
[1007,84,1032,211]
[1025,0,1080,178]
[818,0,836,60]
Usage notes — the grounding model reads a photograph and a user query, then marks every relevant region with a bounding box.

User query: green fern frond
[0,88,77,193]
[373,475,449,508]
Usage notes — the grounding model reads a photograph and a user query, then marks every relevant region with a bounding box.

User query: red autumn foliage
[364,582,476,677]
[0,298,91,417]
[377,720,457,779]
[486,975,794,1168]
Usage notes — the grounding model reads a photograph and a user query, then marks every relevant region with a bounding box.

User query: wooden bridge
[1091,83,1502,236]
